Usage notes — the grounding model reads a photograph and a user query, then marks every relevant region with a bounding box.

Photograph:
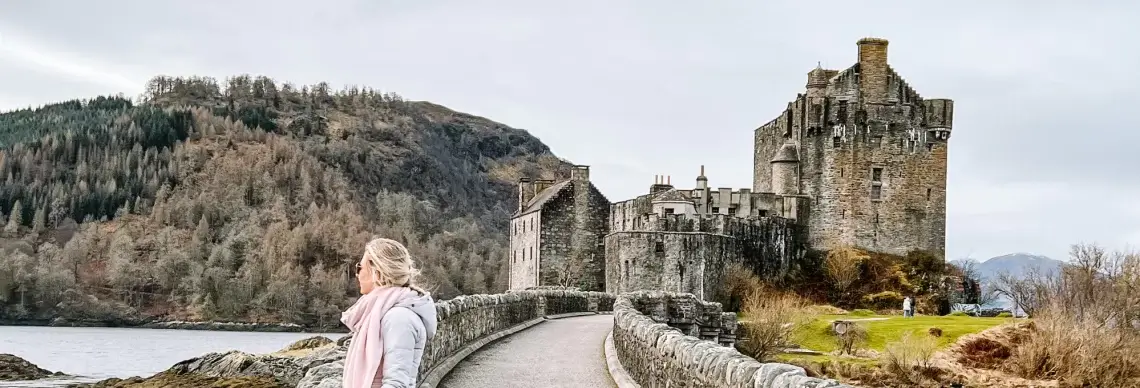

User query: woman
[341,237,438,388]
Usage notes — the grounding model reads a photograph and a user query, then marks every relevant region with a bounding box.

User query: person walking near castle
[342,237,438,388]
[902,296,913,318]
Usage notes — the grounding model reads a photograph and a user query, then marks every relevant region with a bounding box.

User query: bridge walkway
[439,314,616,388]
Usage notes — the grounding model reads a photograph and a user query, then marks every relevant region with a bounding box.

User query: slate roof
[517,180,572,215]
[651,189,692,203]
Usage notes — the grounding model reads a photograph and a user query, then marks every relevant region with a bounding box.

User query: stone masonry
[510,166,610,291]
[754,37,952,256]
[612,291,852,388]
[511,37,952,295]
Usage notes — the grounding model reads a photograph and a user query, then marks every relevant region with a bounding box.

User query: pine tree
[5,200,22,236]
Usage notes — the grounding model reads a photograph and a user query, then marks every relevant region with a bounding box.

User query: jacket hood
[393,291,438,340]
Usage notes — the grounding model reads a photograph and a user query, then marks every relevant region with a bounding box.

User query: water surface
[0,326,342,387]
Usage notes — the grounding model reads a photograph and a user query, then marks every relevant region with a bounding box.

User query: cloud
[0,31,142,94]
[1,0,1137,262]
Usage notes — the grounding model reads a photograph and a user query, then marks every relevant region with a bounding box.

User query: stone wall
[604,214,807,298]
[611,291,851,388]
[297,289,615,387]
[537,180,610,291]
[509,211,541,289]
[419,290,613,378]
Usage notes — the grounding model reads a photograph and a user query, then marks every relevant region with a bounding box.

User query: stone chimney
[857,37,889,104]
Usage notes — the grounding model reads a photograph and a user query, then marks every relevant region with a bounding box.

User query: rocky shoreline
[1,354,65,381]
[2,336,348,388]
[0,318,348,333]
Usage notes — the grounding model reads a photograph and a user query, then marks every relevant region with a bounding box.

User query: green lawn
[792,313,1014,352]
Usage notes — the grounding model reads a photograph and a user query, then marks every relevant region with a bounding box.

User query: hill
[0,75,569,329]
[976,253,1064,281]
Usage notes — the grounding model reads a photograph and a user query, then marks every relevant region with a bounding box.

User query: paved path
[440,314,616,388]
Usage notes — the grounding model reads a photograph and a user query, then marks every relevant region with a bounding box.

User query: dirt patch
[932,321,1057,388]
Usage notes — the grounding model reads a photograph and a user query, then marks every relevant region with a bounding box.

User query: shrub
[927,327,942,337]
[996,312,1012,318]
[881,332,940,384]
[957,337,1011,369]
[737,290,812,362]
[834,322,868,355]
[860,291,904,311]
[850,309,875,317]
[999,243,1140,387]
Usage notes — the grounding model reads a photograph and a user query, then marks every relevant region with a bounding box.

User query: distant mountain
[976,253,1065,281]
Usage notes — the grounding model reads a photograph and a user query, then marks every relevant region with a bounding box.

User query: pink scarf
[341,286,413,388]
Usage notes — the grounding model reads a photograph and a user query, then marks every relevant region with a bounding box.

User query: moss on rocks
[0,353,61,381]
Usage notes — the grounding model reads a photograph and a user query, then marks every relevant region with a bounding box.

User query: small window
[872,136,883,147]
[871,168,883,182]
[655,241,665,254]
[926,188,932,200]
[727,207,736,216]
[926,143,934,151]
[758,210,769,217]
[529,247,534,260]
[871,185,882,200]
[711,207,719,214]
[664,208,675,215]
[833,137,841,148]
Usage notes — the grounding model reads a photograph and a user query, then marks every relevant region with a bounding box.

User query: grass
[792,313,1014,353]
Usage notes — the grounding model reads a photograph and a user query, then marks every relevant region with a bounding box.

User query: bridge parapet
[611,291,852,388]
[415,289,615,387]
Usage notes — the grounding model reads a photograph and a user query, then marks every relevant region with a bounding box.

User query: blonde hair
[363,237,427,294]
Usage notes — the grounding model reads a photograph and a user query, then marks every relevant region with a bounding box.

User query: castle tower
[770,143,800,195]
[753,37,952,257]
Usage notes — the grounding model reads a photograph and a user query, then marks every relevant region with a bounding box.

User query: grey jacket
[376,291,438,388]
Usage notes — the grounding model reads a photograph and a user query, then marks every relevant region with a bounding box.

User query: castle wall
[508,212,541,290]
[611,195,653,232]
[604,214,805,298]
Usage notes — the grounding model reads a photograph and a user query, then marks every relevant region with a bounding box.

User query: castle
[508,38,953,298]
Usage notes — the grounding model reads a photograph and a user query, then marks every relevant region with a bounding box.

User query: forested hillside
[0,75,569,329]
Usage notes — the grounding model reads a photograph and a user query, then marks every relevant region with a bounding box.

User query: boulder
[280,336,334,353]
[0,353,61,381]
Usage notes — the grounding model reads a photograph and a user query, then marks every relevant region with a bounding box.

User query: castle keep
[509,38,953,295]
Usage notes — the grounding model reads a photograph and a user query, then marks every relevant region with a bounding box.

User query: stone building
[509,37,952,295]
[508,165,610,291]
[754,37,953,256]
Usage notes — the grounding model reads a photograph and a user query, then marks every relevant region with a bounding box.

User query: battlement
[614,212,792,236]
[922,98,954,129]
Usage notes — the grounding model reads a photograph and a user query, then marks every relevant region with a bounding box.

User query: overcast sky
[1,1,1136,262]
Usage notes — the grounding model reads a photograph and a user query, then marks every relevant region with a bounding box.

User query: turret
[922,99,954,141]
[770,143,800,195]
[695,165,708,189]
[857,37,890,104]
[806,64,829,98]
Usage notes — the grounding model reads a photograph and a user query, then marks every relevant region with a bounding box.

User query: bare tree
[825,247,866,299]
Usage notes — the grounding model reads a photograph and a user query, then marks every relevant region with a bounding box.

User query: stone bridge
[298,288,851,388]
